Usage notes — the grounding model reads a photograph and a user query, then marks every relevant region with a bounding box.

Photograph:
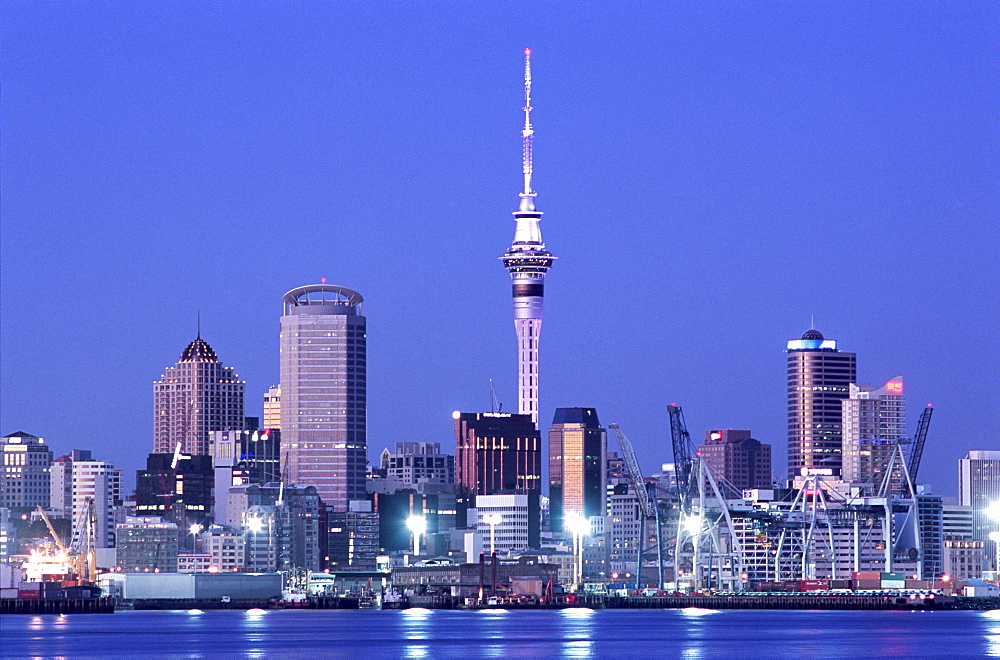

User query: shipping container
[880,572,905,581]
[852,572,880,580]
[830,580,852,590]
[18,590,41,599]
[881,580,906,589]
[800,580,830,591]
[855,579,881,590]
[0,588,19,599]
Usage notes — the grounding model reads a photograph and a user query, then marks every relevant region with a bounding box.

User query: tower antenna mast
[521,48,535,199]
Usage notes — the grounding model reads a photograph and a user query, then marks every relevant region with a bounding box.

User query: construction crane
[667,404,696,512]
[34,502,96,584]
[608,423,663,589]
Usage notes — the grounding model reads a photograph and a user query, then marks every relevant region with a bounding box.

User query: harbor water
[3,608,999,658]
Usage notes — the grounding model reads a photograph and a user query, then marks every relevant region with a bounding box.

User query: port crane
[608,423,663,589]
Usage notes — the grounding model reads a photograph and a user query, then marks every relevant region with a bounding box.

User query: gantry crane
[608,423,663,589]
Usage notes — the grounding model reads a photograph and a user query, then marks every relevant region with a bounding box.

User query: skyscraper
[548,408,607,533]
[70,459,122,549]
[841,377,906,489]
[500,49,556,426]
[786,328,856,481]
[959,450,1000,566]
[279,284,367,509]
[153,335,245,456]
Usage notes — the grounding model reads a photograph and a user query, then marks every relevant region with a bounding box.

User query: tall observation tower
[501,48,556,427]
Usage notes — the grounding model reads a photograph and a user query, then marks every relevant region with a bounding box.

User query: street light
[189,523,203,551]
[406,515,426,558]
[246,516,264,572]
[483,513,503,555]
[565,513,590,588]
[987,501,1000,572]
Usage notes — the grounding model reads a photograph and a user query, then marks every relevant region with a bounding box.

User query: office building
[372,486,457,555]
[475,493,539,554]
[548,408,606,532]
[228,483,321,571]
[153,335,245,456]
[135,454,214,532]
[1,432,52,513]
[71,459,122,549]
[49,450,92,518]
[211,428,281,525]
[263,386,281,430]
[841,377,906,489]
[786,328,856,481]
[115,516,180,573]
[280,284,367,509]
[379,442,454,487]
[200,524,246,573]
[326,500,380,569]
[959,450,1000,568]
[454,412,541,508]
[500,50,556,426]
[697,430,772,495]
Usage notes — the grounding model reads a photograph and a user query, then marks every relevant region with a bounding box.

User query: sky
[2,2,997,498]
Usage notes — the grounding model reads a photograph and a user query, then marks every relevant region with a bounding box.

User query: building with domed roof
[153,335,245,456]
[786,327,856,482]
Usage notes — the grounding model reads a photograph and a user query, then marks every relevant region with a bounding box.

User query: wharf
[604,594,999,611]
[0,597,115,615]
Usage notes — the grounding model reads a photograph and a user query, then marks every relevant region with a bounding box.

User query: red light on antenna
[669,403,677,407]
[320,277,327,283]
[524,48,532,56]
[927,403,933,407]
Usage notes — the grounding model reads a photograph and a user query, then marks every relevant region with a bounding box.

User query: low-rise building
[115,516,179,573]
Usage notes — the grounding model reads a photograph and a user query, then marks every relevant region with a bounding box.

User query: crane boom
[668,404,696,511]
[36,506,68,555]
[907,406,933,487]
[609,424,653,519]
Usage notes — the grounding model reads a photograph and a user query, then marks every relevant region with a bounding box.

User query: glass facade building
[548,407,606,533]
[279,284,367,510]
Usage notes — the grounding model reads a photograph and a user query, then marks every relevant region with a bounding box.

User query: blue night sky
[2,3,997,497]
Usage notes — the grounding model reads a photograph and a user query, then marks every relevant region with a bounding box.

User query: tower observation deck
[500,49,556,427]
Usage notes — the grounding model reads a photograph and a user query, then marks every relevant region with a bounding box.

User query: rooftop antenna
[197,310,201,339]
[521,48,535,202]
[810,314,815,330]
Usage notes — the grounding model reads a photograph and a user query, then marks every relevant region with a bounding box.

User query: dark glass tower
[548,408,606,532]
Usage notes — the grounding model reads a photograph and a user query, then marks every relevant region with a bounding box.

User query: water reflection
[563,639,594,657]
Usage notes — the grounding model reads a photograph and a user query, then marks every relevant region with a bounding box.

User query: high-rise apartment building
[153,336,245,456]
[211,428,281,525]
[1,432,52,513]
[786,328,856,481]
[71,460,122,549]
[697,430,772,495]
[279,284,367,509]
[548,408,606,533]
[500,50,556,426]
[841,377,906,488]
[50,450,92,518]
[453,412,541,504]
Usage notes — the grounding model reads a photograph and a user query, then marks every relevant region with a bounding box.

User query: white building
[841,377,906,488]
[960,450,1000,569]
[201,525,246,572]
[71,460,122,549]
[475,494,532,555]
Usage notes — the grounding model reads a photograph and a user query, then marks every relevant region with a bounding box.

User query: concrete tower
[153,335,245,456]
[501,49,556,427]
[786,328,856,482]
[279,284,367,509]
[841,377,906,489]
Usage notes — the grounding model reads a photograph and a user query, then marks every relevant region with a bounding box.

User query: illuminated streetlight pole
[247,516,263,572]
[565,513,590,588]
[987,501,1000,572]
[189,523,203,552]
[483,513,503,555]
[406,515,426,558]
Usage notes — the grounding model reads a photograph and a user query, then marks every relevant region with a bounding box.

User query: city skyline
[2,4,997,498]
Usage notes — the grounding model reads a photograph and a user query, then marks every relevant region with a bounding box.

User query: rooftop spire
[520,48,535,208]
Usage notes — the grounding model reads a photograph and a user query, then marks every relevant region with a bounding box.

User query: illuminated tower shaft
[501,49,555,426]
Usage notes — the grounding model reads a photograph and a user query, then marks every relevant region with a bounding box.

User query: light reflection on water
[4,608,998,658]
